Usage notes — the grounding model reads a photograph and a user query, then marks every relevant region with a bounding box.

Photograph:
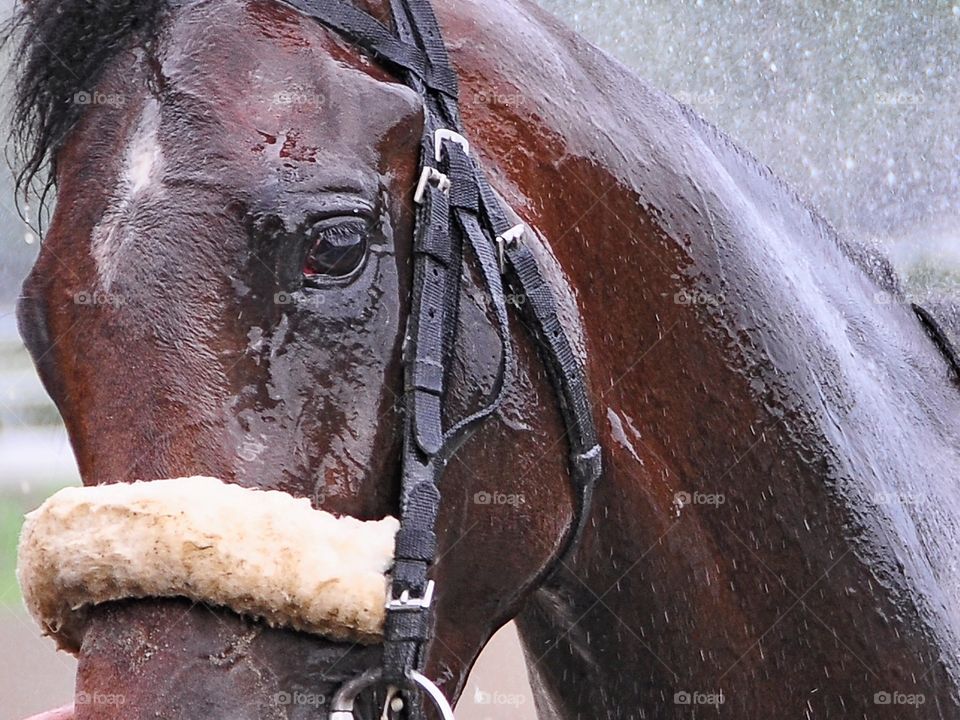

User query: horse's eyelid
[305,208,374,225]
[309,217,368,232]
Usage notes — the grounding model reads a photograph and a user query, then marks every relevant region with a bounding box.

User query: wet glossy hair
[2,0,164,212]
[0,0,925,321]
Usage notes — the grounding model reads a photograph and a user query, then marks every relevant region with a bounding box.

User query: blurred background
[1,0,957,717]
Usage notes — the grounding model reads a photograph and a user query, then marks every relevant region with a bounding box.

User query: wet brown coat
[16,0,960,717]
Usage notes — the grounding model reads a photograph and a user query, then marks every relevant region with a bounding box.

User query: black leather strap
[913,303,960,383]
[281,0,603,709]
[280,0,458,97]
[475,174,601,558]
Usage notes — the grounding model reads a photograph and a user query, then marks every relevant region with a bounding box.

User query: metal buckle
[385,580,435,611]
[495,223,525,273]
[414,167,450,204]
[434,129,470,162]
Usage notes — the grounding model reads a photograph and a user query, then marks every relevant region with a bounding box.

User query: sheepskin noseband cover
[17,477,399,653]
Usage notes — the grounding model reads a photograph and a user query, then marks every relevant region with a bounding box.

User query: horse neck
[514,572,661,720]
[438,0,960,712]
[495,91,960,719]
[506,154,960,720]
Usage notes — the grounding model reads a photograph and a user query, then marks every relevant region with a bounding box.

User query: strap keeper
[496,223,525,273]
[434,128,470,162]
[572,444,603,484]
[415,166,450,204]
[395,527,438,561]
[413,358,444,395]
[384,611,431,641]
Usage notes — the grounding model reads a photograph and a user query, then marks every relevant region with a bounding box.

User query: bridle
[279,0,602,717]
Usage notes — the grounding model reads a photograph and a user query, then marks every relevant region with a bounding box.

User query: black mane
[2,0,164,210]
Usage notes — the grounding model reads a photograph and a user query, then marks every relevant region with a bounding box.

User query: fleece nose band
[16,477,399,653]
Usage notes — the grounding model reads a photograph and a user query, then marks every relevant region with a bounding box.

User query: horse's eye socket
[303,219,368,279]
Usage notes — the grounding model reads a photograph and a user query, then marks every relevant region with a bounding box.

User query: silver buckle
[385,580,435,611]
[434,129,470,162]
[496,223,525,273]
[414,167,450,204]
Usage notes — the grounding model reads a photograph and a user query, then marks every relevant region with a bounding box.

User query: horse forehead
[160,0,421,138]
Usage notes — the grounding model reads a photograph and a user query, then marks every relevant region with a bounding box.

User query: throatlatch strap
[913,303,960,383]
[282,0,603,708]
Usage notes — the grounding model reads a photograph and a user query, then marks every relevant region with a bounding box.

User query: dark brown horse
[10,0,960,718]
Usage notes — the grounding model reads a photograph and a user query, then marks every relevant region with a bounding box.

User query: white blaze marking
[127,125,162,194]
[91,99,164,289]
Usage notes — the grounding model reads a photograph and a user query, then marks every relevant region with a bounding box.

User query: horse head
[17,1,960,718]
[12,0,580,717]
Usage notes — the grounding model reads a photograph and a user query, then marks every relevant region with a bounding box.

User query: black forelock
[2,0,165,212]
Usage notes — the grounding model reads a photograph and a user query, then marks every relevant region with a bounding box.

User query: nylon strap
[913,303,960,383]
[281,0,458,96]
[280,0,603,711]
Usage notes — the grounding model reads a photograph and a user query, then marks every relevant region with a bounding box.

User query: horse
[8,0,960,717]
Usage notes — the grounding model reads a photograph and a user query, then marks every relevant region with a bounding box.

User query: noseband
[282,0,602,716]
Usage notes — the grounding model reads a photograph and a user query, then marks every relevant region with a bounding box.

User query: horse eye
[303,218,368,279]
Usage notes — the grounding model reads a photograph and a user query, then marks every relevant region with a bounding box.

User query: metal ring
[408,670,456,720]
[330,667,455,720]
[330,668,384,720]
